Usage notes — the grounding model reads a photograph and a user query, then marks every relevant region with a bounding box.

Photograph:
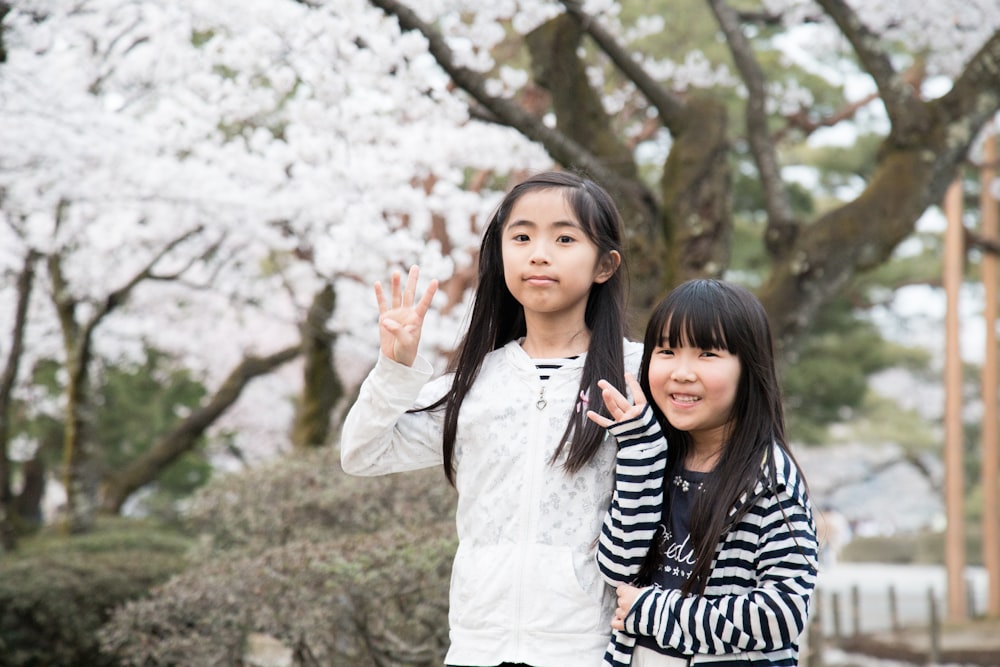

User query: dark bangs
[644,280,731,353]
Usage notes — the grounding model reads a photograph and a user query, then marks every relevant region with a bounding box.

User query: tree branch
[814,0,921,130]
[366,0,654,209]
[558,0,687,128]
[99,225,206,319]
[936,28,1000,135]
[705,0,797,256]
[774,90,880,141]
[99,343,302,513]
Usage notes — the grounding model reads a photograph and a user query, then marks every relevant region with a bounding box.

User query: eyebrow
[506,219,582,230]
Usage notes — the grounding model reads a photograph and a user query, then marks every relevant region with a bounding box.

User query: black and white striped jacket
[597,407,818,666]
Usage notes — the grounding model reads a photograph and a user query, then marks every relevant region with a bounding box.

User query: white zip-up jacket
[341,339,643,666]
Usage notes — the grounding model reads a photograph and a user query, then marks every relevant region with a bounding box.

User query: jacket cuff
[607,405,665,455]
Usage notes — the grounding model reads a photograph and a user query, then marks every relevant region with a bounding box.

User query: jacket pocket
[449,543,515,632]
[521,544,608,634]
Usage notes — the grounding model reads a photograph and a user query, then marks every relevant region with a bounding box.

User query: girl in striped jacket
[587,279,818,667]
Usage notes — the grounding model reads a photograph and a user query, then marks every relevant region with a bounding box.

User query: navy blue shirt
[635,467,709,657]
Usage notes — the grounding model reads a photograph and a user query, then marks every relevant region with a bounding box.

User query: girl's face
[500,188,618,322]
[646,328,741,451]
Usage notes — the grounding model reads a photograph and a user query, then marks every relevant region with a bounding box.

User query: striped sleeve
[596,405,668,586]
[623,448,818,660]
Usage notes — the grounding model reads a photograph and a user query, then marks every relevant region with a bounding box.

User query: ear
[593,250,621,284]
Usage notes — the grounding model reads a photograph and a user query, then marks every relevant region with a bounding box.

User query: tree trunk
[291,285,341,449]
[658,93,732,291]
[0,250,38,550]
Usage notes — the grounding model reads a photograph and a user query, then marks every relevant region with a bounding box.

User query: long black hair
[431,171,629,485]
[637,279,796,595]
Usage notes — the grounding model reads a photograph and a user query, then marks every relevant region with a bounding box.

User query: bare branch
[775,90,880,141]
[706,0,797,255]
[558,0,686,128]
[99,343,302,513]
[100,225,206,317]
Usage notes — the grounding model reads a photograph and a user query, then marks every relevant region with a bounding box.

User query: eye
[655,347,674,357]
[511,233,530,242]
[556,234,576,244]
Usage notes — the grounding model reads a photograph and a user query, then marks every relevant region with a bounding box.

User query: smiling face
[500,188,618,324]
[646,325,742,454]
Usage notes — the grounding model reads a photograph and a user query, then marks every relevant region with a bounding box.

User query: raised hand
[585,372,647,428]
[374,265,438,367]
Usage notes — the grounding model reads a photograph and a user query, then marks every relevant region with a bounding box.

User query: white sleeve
[339,352,450,476]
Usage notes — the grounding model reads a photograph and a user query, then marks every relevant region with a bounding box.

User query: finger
[390,270,402,309]
[586,409,612,428]
[414,279,439,318]
[403,265,419,307]
[623,373,646,406]
[374,281,388,314]
[601,385,629,416]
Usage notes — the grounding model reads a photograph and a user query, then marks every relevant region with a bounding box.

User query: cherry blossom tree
[0,0,545,529]
[367,0,1000,355]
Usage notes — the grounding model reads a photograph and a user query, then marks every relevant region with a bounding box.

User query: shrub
[100,526,455,666]
[99,446,459,665]
[0,519,191,667]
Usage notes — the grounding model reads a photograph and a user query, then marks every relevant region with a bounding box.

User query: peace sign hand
[374,265,438,367]
[585,373,647,428]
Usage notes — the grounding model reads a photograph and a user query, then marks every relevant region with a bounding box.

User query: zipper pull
[536,385,547,410]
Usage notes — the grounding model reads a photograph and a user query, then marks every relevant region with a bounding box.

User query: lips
[670,393,701,405]
[525,275,556,285]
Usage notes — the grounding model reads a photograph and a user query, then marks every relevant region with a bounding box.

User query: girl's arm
[340,266,445,476]
[339,352,448,475]
[620,484,818,654]
[593,402,668,586]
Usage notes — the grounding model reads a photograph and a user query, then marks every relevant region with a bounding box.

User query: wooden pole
[980,130,1000,617]
[943,177,967,621]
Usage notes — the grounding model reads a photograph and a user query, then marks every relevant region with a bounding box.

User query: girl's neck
[520,321,591,359]
[684,435,725,473]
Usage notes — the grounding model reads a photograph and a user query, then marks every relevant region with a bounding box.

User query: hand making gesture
[374,265,438,367]
[585,372,647,428]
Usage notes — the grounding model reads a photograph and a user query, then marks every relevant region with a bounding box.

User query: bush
[0,519,191,667]
[100,526,456,666]
[99,446,459,665]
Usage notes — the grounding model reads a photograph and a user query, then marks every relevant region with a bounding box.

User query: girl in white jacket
[341,171,644,667]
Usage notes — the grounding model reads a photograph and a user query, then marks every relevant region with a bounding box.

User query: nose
[529,241,552,264]
[670,359,696,382]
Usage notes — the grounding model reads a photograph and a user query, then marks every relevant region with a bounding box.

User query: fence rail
[803,564,997,667]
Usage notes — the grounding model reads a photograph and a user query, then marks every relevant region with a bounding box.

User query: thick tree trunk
[524,14,668,319]
[760,124,972,358]
[658,94,732,291]
[291,285,341,449]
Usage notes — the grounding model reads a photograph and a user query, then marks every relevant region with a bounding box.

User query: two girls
[588,279,818,666]
[340,171,643,666]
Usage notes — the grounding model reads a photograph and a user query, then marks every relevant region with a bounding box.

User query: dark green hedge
[0,520,191,667]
